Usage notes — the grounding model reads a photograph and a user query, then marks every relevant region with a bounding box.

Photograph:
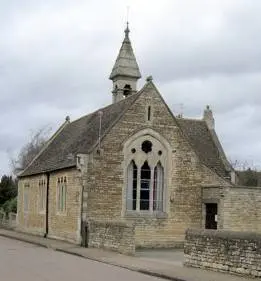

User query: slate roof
[176,118,230,178]
[20,92,141,177]
[20,82,230,180]
[109,25,141,80]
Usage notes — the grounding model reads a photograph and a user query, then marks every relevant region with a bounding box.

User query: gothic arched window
[126,160,137,210]
[140,161,151,210]
[125,134,168,213]
[153,162,164,211]
[123,84,132,97]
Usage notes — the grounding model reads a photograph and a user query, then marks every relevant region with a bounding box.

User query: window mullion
[62,185,64,212]
[127,163,133,210]
[136,167,141,211]
[149,167,154,213]
[64,184,66,211]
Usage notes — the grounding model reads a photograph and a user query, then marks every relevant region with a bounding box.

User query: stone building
[17,25,237,251]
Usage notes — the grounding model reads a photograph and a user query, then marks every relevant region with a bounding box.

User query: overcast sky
[1,0,261,176]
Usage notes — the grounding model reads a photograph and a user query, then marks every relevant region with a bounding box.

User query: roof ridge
[70,91,142,126]
[208,127,232,172]
[19,86,148,177]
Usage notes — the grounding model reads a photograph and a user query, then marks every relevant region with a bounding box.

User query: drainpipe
[77,154,89,247]
[44,172,50,238]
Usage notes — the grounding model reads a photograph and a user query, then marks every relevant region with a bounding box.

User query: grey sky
[1,0,261,175]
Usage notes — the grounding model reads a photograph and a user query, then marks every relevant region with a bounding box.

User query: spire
[109,23,141,103]
[110,21,141,102]
[109,23,141,81]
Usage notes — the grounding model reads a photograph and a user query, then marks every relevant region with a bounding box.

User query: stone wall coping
[232,185,261,190]
[186,228,261,242]
[202,185,261,190]
[201,185,225,188]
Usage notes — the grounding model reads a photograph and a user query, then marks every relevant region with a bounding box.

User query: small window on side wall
[24,183,30,213]
[148,106,151,121]
[39,179,46,213]
[146,105,153,122]
[57,176,67,213]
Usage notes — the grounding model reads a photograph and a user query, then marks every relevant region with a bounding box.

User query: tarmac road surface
[0,236,162,281]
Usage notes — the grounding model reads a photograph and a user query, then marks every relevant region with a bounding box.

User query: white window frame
[126,160,164,212]
[123,129,172,217]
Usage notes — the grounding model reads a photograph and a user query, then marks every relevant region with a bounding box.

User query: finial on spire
[146,75,153,82]
[124,22,130,41]
[124,6,130,41]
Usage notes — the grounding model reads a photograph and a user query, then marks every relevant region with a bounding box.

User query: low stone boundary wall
[184,228,261,278]
[0,211,17,229]
[88,220,135,255]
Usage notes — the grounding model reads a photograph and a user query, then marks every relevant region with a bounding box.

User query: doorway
[205,203,218,229]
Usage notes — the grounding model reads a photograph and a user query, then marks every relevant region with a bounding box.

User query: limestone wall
[184,228,261,278]
[88,220,135,255]
[0,211,17,229]
[223,186,261,232]
[48,169,82,244]
[86,83,230,248]
[17,168,82,244]
[202,186,224,229]
[17,175,47,235]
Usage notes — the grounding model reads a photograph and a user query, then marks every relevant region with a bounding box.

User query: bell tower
[109,23,141,103]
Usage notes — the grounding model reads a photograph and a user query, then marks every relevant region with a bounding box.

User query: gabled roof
[20,92,142,177]
[109,25,141,80]
[176,118,230,178]
[20,81,230,180]
[144,82,231,179]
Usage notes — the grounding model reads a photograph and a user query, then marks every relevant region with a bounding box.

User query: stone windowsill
[124,210,168,219]
[56,211,67,216]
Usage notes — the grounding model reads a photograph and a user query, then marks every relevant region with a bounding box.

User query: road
[0,236,161,281]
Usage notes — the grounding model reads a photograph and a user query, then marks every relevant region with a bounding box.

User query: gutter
[76,154,89,247]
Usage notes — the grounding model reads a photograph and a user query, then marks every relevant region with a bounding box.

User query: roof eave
[109,72,142,80]
[19,163,77,178]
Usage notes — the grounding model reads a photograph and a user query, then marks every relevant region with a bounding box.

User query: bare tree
[229,159,256,171]
[229,158,260,187]
[11,126,52,175]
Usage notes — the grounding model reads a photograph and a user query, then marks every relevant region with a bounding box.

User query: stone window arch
[123,129,171,214]
[123,84,132,97]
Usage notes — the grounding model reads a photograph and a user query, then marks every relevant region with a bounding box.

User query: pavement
[0,228,254,281]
